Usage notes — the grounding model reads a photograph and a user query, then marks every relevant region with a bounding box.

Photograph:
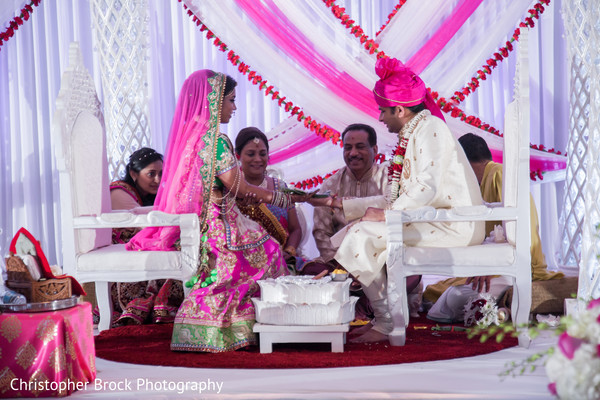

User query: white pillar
[91,0,152,181]
[561,0,600,301]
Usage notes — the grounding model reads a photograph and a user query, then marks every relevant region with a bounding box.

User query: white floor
[60,272,569,399]
[58,330,556,399]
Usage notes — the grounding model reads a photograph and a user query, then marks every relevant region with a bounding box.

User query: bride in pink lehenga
[127,70,332,352]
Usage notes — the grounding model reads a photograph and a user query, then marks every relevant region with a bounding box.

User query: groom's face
[378,106,402,133]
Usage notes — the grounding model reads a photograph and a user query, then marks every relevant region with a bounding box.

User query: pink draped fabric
[127,70,223,251]
[235,0,380,119]
[0,303,96,397]
[490,148,567,174]
[407,0,485,74]
[269,134,329,164]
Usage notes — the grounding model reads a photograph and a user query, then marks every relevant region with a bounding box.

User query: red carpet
[94,315,517,369]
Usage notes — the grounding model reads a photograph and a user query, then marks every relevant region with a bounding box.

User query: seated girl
[92,148,184,326]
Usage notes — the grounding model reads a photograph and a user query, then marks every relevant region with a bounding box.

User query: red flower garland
[429,89,564,157]
[291,169,338,190]
[450,0,551,106]
[291,153,388,190]
[180,1,342,145]
[376,0,408,37]
[0,0,41,53]
[387,137,409,181]
[323,0,551,106]
[322,0,388,59]
[184,0,564,184]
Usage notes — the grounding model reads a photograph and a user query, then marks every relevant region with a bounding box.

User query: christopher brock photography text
[11,378,224,395]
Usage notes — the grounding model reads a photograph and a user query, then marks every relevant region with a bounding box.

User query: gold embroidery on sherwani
[36,317,58,344]
[403,158,411,179]
[15,341,37,369]
[1,316,21,343]
[29,370,49,397]
[0,367,17,394]
[49,345,66,372]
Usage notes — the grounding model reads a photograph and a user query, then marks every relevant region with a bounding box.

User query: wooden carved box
[4,228,74,303]
[5,255,72,302]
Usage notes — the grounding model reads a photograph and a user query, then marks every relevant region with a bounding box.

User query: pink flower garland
[0,0,41,53]
[180,1,342,145]
[450,0,551,106]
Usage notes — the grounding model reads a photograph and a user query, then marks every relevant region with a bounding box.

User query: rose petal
[586,297,600,310]
[548,382,557,396]
[558,332,583,360]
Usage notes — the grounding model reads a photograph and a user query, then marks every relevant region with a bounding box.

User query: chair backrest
[54,42,111,275]
[502,30,530,247]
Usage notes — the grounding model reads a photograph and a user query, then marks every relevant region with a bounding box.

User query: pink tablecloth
[0,302,96,397]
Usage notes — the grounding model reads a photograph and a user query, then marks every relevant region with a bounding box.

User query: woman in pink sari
[127,70,330,352]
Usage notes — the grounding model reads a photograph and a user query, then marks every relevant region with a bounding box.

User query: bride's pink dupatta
[127,70,226,251]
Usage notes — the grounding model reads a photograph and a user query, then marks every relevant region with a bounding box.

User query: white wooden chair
[384,30,532,347]
[53,42,200,331]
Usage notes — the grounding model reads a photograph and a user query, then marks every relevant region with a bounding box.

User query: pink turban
[373,58,445,121]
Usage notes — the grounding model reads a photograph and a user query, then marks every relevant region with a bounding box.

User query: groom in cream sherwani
[332,58,485,343]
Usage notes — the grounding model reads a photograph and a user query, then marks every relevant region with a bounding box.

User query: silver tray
[0,296,80,313]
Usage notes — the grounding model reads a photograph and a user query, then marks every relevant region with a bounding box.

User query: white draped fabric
[0,1,570,273]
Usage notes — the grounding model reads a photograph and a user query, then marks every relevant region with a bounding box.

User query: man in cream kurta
[312,124,389,268]
[333,57,485,343]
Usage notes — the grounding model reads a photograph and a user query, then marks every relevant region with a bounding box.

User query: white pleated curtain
[0,0,569,272]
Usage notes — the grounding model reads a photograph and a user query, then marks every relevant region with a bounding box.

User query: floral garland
[449,0,551,106]
[291,169,338,190]
[376,0,408,37]
[179,1,342,145]
[185,0,564,183]
[388,110,426,201]
[321,0,388,59]
[0,1,41,53]
[388,137,409,201]
[291,153,389,190]
[322,0,552,124]
[429,89,564,182]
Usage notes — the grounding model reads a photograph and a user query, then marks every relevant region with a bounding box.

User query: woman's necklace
[258,176,268,189]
